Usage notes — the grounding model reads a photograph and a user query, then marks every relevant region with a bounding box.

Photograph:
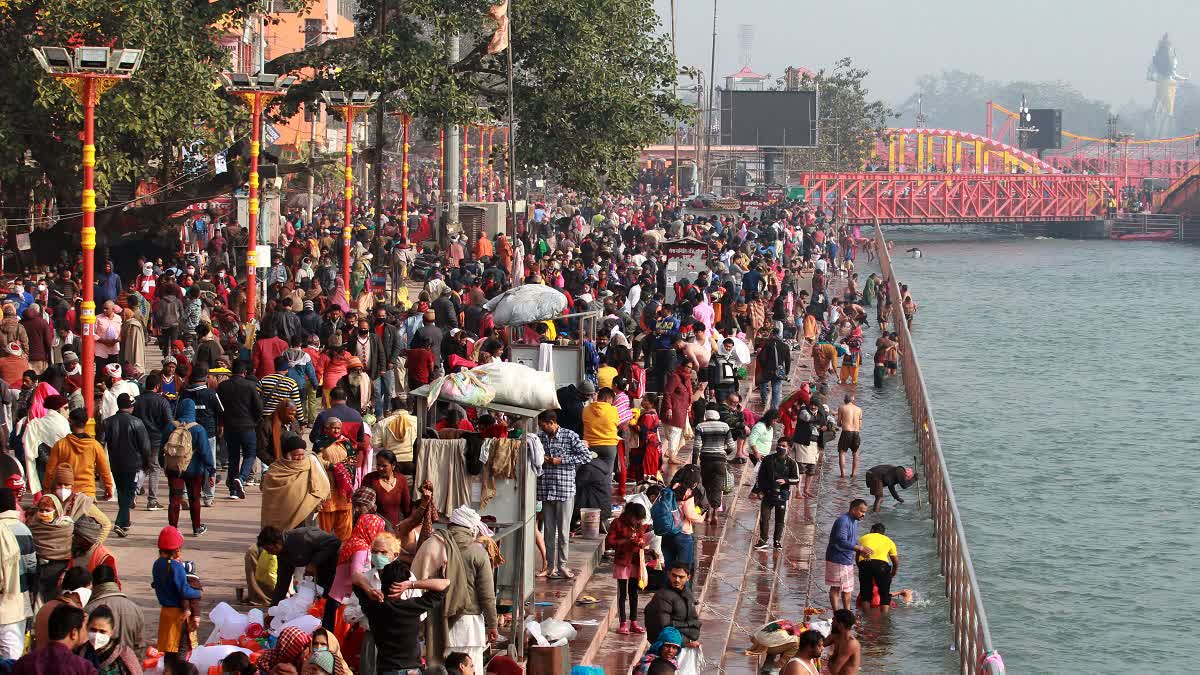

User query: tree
[895,70,1119,138]
[268,0,685,194]
[784,58,896,175]
[0,0,312,257]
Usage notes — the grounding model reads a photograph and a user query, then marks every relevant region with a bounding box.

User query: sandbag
[484,285,567,326]
[472,361,560,410]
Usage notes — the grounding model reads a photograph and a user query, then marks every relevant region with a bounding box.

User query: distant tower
[1147,33,1188,137]
[738,24,755,70]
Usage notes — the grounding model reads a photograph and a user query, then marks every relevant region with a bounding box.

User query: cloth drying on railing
[414,438,470,514]
[479,438,523,508]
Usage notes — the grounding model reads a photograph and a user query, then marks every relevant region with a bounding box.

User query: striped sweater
[692,419,736,459]
[0,510,35,623]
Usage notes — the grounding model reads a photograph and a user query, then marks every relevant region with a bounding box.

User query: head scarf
[177,398,197,423]
[257,627,311,673]
[352,486,377,515]
[649,625,683,654]
[338,513,387,564]
[485,655,524,675]
[28,382,60,420]
[449,505,494,538]
[307,651,335,675]
[74,515,103,546]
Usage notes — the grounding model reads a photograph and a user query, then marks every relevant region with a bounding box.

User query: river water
[884,230,1200,673]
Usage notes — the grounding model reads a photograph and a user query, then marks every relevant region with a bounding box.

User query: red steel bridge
[797,172,1115,225]
[642,103,1200,223]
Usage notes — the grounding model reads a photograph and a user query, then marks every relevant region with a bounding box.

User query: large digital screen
[719,90,818,148]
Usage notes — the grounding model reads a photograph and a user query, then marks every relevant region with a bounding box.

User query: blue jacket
[175,399,214,478]
[151,557,201,608]
[824,513,859,565]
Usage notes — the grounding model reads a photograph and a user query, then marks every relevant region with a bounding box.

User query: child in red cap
[152,526,202,668]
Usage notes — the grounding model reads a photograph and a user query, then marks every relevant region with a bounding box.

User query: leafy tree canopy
[0,0,308,219]
[269,0,685,194]
[894,70,1118,138]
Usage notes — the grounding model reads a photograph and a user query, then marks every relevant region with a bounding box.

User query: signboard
[263,124,281,145]
[663,239,710,303]
[255,244,272,268]
[786,186,807,201]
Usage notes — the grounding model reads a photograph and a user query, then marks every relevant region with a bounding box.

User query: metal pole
[461,125,470,201]
[506,0,517,251]
[477,124,486,201]
[401,113,411,239]
[443,36,461,237]
[343,108,356,303]
[706,0,717,193]
[670,0,680,197]
[80,76,98,428]
[246,93,262,323]
[694,73,703,193]
[372,97,386,231]
[306,103,317,225]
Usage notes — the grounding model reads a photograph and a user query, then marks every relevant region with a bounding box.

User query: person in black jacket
[181,367,223,506]
[100,393,152,537]
[353,559,447,673]
[192,323,224,373]
[643,563,701,646]
[131,373,173,512]
[753,439,800,550]
[257,526,341,629]
[297,300,322,338]
[865,464,918,512]
[216,360,263,499]
[754,328,791,411]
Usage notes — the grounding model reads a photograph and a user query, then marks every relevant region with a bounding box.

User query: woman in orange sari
[313,417,363,540]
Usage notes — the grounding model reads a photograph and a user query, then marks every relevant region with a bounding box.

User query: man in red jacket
[251,327,288,380]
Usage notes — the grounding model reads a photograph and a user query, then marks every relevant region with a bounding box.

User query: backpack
[651,487,682,536]
[163,422,197,473]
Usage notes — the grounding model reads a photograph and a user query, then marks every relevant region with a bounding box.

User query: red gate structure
[800,172,1117,224]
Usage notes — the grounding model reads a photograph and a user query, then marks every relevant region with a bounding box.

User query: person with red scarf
[328,513,387,607]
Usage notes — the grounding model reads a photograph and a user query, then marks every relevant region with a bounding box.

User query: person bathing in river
[865,464,918,512]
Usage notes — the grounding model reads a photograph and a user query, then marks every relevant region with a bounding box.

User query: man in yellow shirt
[578,389,621,529]
[582,388,620,448]
[856,523,899,612]
[596,362,618,391]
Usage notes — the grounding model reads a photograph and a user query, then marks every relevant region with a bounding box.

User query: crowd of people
[0,182,929,675]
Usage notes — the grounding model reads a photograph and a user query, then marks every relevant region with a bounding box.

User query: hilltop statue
[1147,33,1188,136]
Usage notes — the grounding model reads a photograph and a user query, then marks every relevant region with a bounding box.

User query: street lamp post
[33,45,143,428]
[322,91,380,303]
[220,72,297,328]
[388,110,413,241]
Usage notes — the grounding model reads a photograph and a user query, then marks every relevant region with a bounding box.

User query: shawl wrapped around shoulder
[260,455,331,531]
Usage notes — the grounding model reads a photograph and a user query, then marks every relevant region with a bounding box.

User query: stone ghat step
[572,462,754,673]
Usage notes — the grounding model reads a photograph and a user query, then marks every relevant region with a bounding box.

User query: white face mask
[89,631,110,650]
[37,284,46,292]
[218,271,226,278]
[73,587,92,607]
[55,487,72,501]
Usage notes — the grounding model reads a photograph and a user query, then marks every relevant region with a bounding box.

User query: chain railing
[875,225,1004,675]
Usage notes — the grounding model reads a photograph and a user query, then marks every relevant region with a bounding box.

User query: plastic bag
[267,579,320,633]
[429,370,496,407]
[539,617,577,643]
[484,285,568,326]
[472,361,559,410]
[676,646,706,675]
[208,602,249,641]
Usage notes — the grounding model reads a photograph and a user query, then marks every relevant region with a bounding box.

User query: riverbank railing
[875,225,1004,675]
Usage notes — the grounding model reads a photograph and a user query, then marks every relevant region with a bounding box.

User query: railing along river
[874,225,1004,675]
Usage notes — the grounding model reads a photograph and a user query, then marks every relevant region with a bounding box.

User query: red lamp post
[220,72,296,327]
[322,91,379,303]
[33,46,142,428]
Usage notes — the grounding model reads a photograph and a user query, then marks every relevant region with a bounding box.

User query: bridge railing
[1111,214,1182,239]
[875,226,1003,675]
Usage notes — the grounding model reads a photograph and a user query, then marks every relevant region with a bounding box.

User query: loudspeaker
[1022,109,1062,150]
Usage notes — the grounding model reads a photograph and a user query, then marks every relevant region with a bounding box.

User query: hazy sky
[655,0,1200,111]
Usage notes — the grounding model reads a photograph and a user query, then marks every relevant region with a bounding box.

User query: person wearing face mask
[135,263,158,305]
[32,566,92,650]
[76,605,141,675]
[14,603,94,675]
[83,564,143,654]
[327,514,387,624]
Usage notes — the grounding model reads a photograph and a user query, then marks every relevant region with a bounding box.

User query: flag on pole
[487,0,510,54]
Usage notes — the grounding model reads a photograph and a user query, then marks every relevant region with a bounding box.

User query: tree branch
[265,36,361,74]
